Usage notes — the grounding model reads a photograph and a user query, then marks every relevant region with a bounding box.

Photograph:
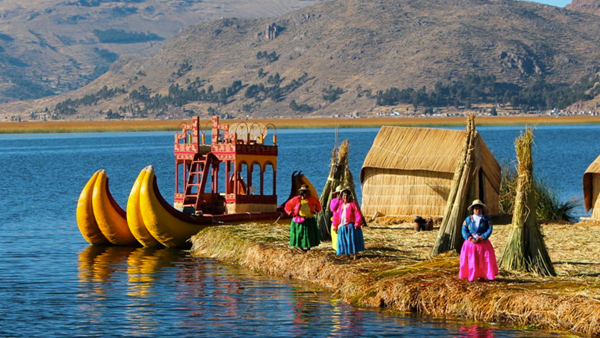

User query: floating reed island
[190,219,600,337]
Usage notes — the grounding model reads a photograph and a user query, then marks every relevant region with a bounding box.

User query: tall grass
[499,163,580,222]
[4,115,600,134]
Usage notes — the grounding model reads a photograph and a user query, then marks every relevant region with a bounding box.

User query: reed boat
[76,116,316,248]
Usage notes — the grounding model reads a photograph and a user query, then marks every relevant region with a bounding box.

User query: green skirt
[289,216,320,248]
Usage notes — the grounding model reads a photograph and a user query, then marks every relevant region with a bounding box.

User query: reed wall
[361,169,453,217]
[591,175,600,220]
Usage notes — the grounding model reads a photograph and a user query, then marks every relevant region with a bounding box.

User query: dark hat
[299,184,310,193]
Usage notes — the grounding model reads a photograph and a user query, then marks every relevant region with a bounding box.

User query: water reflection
[126,248,186,336]
[78,246,136,297]
[328,299,365,337]
[291,287,317,324]
[74,246,565,337]
[78,246,190,336]
[458,324,495,338]
[127,247,186,297]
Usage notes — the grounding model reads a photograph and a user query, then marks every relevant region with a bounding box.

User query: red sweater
[284,195,322,216]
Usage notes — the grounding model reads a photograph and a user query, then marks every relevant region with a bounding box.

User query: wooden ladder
[183,153,212,212]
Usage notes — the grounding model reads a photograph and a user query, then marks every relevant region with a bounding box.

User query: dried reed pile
[499,128,556,276]
[190,219,600,336]
[432,114,476,255]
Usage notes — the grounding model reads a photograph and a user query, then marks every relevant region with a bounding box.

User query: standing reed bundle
[432,114,477,255]
[317,146,342,241]
[317,140,365,240]
[499,127,556,276]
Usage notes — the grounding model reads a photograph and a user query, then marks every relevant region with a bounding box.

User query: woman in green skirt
[284,184,322,251]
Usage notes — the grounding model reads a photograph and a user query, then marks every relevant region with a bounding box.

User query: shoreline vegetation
[190,219,600,337]
[3,115,600,134]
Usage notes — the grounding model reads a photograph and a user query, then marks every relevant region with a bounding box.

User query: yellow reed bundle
[317,139,361,240]
[499,127,556,276]
[432,113,477,255]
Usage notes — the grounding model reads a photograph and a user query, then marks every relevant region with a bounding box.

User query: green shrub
[499,164,579,222]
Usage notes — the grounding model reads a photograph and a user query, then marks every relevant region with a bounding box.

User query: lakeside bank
[190,219,600,337]
[3,115,600,133]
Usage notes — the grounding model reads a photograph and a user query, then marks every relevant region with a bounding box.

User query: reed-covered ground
[191,218,600,337]
[3,115,600,133]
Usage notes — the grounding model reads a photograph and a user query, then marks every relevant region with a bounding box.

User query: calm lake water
[1,124,590,337]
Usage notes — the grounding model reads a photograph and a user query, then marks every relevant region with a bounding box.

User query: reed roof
[583,154,600,212]
[360,126,501,191]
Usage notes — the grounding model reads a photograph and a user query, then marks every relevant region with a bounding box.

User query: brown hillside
[0,0,322,103]
[4,0,600,120]
[567,0,600,15]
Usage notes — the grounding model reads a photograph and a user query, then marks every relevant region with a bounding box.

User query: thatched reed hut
[583,155,600,219]
[360,126,501,218]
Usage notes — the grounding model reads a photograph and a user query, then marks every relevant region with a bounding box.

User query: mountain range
[0,0,322,102]
[4,0,600,120]
[567,0,600,15]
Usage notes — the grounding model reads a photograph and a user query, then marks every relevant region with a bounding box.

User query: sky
[529,0,571,6]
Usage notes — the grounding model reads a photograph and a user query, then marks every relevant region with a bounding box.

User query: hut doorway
[478,168,485,202]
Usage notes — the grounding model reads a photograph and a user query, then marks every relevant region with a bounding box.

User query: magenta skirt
[459,239,499,281]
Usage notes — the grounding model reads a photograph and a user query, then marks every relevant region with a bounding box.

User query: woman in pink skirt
[459,199,499,281]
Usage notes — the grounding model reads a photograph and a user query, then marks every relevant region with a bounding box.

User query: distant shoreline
[2,115,600,134]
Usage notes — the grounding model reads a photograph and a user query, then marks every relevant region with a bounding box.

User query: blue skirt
[336,223,365,255]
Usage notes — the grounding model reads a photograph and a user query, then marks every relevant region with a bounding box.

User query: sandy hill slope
[566,0,600,15]
[4,0,600,120]
[0,0,322,102]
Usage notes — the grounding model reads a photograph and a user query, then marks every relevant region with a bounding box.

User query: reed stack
[499,127,556,276]
[432,114,477,255]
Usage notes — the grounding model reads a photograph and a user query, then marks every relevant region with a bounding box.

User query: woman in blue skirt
[331,189,364,259]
